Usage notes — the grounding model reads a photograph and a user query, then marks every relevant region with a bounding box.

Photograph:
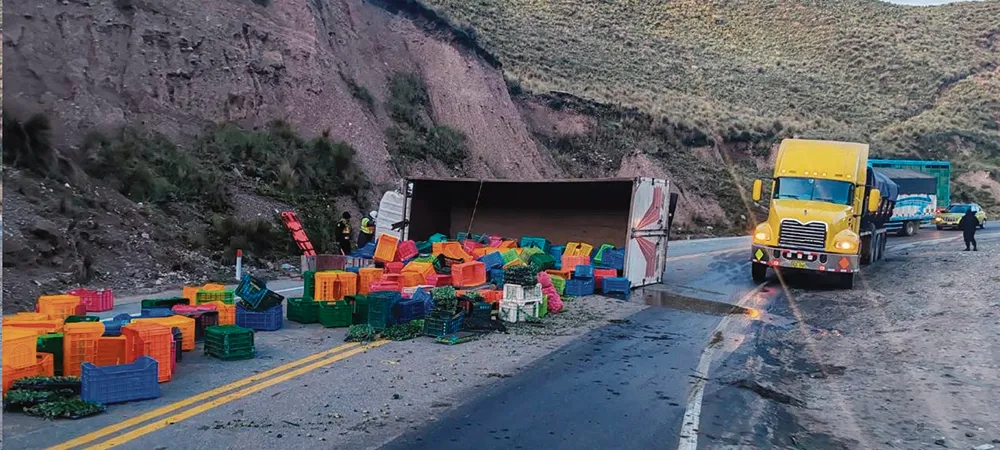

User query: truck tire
[902,221,917,236]
[838,272,856,289]
[936,225,944,230]
[751,263,767,283]
[860,235,873,265]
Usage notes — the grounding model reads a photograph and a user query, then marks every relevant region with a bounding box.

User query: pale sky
[883,0,986,4]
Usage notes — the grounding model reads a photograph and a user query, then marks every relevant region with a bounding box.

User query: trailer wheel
[751,263,767,283]
[838,272,856,289]
[902,221,917,237]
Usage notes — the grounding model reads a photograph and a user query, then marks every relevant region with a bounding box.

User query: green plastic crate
[318,301,353,328]
[529,253,556,271]
[196,290,235,305]
[592,244,615,265]
[539,295,548,319]
[348,295,370,325]
[141,297,190,309]
[550,276,566,295]
[366,293,398,330]
[36,333,64,376]
[303,271,316,300]
[413,255,435,263]
[416,241,433,255]
[519,247,544,264]
[429,233,448,243]
[203,325,255,360]
[287,297,320,324]
[500,249,519,264]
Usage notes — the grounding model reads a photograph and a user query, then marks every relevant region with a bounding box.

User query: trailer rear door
[625,178,670,287]
[375,187,411,241]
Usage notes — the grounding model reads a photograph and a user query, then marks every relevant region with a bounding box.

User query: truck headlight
[753,223,773,243]
[833,230,860,252]
[934,217,943,223]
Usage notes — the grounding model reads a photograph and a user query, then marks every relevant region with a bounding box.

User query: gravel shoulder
[772,239,1000,449]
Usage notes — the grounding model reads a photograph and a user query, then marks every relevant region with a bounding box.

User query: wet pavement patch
[728,379,805,407]
[634,289,758,317]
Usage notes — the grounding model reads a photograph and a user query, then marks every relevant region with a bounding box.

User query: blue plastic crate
[396,298,426,323]
[478,251,505,271]
[346,266,361,274]
[519,236,550,251]
[602,277,631,294]
[235,273,268,306]
[140,307,175,318]
[565,278,596,297]
[423,311,464,337]
[429,233,448,243]
[574,264,595,279]
[81,356,160,405]
[113,313,134,322]
[411,288,434,313]
[354,242,377,259]
[456,232,469,242]
[602,248,625,270]
[236,303,284,331]
[367,291,401,330]
[102,319,127,337]
[489,269,505,287]
[549,245,566,269]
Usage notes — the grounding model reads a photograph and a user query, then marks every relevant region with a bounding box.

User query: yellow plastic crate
[38,295,82,321]
[2,326,39,369]
[135,315,196,351]
[63,322,105,377]
[564,242,594,257]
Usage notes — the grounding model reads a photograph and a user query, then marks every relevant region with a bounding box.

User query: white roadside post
[235,249,243,281]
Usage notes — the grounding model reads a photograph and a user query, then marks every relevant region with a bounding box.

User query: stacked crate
[62,322,106,377]
[122,322,173,382]
[204,325,255,361]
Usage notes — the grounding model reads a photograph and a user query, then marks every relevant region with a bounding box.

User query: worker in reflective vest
[335,212,353,255]
[358,210,377,248]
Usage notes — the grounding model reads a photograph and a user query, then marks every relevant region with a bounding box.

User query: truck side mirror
[867,189,881,213]
[752,179,763,201]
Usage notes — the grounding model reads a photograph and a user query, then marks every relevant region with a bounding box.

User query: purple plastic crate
[81,356,160,405]
[478,251,505,271]
[565,278,596,297]
[602,277,630,294]
[236,303,284,331]
[574,264,595,279]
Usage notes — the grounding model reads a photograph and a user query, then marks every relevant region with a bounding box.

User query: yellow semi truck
[750,139,899,289]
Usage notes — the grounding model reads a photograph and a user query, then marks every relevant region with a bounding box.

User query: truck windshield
[773,177,853,206]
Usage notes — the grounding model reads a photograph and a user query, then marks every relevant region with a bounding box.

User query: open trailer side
[376,177,676,288]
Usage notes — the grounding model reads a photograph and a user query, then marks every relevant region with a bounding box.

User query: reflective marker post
[235,249,243,281]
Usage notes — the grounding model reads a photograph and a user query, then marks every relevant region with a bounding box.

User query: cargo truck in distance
[750,139,899,289]
[868,159,951,236]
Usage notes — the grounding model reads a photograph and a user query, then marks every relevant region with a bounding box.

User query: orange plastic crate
[3,315,63,334]
[498,240,517,249]
[315,272,344,301]
[432,242,473,261]
[203,283,226,291]
[480,290,503,304]
[561,255,590,272]
[182,286,201,303]
[472,247,501,258]
[4,312,49,322]
[38,295,82,321]
[96,336,128,366]
[63,322,106,377]
[206,301,236,325]
[402,261,435,280]
[452,261,487,287]
[400,272,425,288]
[374,234,400,263]
[135,315,197,351]
[3,326,39,369]
[358,268,384,295]
[546,269,573,280]
[335,272,359,297]
[122,322,173,382]
[3,353,54,393]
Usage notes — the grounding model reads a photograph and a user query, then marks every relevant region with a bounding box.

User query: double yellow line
[49,340,390,450]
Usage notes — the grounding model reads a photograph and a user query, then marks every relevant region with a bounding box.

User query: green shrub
[387,72,431,129]
[384,71,470,169]
[346,78,375,111]
[208,215,288,262]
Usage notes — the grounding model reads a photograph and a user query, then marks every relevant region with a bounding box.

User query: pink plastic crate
[385,262,404,274]
[68,288,115,312]
[561,255,590,272]
[369,281,401,293]
[172,304,217,314]
[488,235,504,247]
[425,274,452,287]
[462,240,483,254]
[452,261,487,287]
[395,240,418,261]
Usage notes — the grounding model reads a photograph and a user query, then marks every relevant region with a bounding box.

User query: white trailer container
[375,177,676,288]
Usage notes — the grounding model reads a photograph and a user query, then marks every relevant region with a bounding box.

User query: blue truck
[868,160,951,236]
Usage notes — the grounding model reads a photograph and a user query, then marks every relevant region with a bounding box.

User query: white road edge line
[275,286,304,293]
[677,281,769,450]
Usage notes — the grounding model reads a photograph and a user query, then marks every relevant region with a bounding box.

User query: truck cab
[749,139,897,289]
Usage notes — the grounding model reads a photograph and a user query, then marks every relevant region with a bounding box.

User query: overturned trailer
[375,177,678,288]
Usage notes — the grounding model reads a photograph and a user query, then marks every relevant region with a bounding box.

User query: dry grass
[424,0,999,163]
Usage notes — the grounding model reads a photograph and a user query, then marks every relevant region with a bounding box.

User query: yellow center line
[85,340,391,450]
[47,342,363,450]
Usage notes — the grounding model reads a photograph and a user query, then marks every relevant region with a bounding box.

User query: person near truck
[358,210,377,248]
[335,211,353,255]
[959,208,979,251]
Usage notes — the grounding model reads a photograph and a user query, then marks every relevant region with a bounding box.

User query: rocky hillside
[2,0,996,311]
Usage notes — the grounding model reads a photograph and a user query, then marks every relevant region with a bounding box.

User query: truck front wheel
[902,221,918,236]
[751,263,767,282]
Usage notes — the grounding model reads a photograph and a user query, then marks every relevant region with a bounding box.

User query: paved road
[383,227,1000,450]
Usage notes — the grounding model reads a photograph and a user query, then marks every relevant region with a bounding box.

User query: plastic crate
[411,288,434,312]
[287,297,320,324]
[3,353,54,394]
[423,311,464,337]
[396,240,419,261]
[174,310,219,342]
[239,289,285,312]
[36,333,65,376]
[171,328,183,364]
[3,326,39,369]
[140,307,175,318]
[488,269,505,287]
[204,301,235,325]
[204,325,255,361]
[574,264,595,279]
[102,319,127,337]
[81,356,160,404]
[122,322,173,382]
[601,248,625,270]
[561,255,590,272]
[403,261,435,279]
[196,290,235,305]
[135,315,196,351]
[358,267,384,295]
[529,253,556,271]
[519,236,550,251]
[428,233,448,243]
[235,273,268,304]
[367,291,401,330]
[499,299,541,323]
[478,251,505,271]
[519,246,544,264]
[399,271,425,288]
[565,278,596,297]
[593,268,618,288]
[565,242,594,257]
[65,315,101,324]
[318,301,353,328]
[236,303,283,331]
[592,244,616,266]
[348,295,370,325]
[95,336,129,367]
[463,301,493,329]
[63,322,106,377]
[3,317,63,334]
[182,286,201,304]
[68,288,115,312]
[396,298,426,323]
[550,276,567,295]
[355,242,377,259]
[370,280,401,293]
[462,239,485,255]
[602,277,631,294]
[303,271,317,300]
[425,273,452,287]
[432,241,473,261]
[452,261,487,287]
[374,233,400,263]
[38,295,83,321]
[141,297,190,310]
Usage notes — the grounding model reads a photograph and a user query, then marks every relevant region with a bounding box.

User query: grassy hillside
[424,0,999,163]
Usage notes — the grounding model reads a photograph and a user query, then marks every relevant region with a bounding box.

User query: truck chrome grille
[778,220,827,251]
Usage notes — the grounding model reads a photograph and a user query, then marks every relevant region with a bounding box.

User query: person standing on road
[358,210,377,248]
[959,208,979,251]
[336,211,353,255]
